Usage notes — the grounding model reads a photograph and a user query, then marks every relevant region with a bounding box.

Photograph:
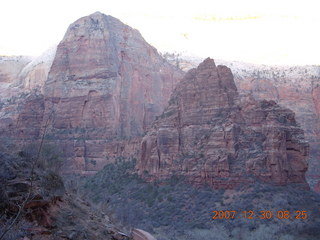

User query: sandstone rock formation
[0,12,182,174]
[137,58,309,188]
[230,63,320,188]
[0,46,56,155]
[165,55,320,190]
[0,12,183,175]
[0,11,315,185]
[0,153,133,240]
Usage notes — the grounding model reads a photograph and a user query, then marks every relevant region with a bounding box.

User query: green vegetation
[0,150,65,239]
[4,151,318,239]
[80,160,320,240]
[81,159,224,234]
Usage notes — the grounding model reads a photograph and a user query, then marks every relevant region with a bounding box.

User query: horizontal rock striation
[0,12,183,175]
[137,58,309,188]
[37,12,183,174]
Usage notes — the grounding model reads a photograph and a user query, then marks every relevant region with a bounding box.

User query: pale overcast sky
[0,0,319,65]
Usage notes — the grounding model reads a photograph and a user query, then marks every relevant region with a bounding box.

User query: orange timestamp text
[211,210,308,220]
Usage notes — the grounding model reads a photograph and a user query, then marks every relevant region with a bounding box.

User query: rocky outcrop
[137,58,309,188]
[37,12,183,174]
[166,55,320,190]
[231,63,320,187]
[0,48,55,153]
[0,12,183,175]
[0,93,45,157]
[0,152,133,240]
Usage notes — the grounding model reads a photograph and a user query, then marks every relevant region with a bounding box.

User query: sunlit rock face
[39,12,183,174]
[138,58,309,189]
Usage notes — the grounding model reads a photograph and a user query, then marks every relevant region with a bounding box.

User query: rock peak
[178,58,238,109]
[90,11,104,16]
[88,11,116,21]
[42,12,183,174]
[197,57,216,70]
[138,59,309,189]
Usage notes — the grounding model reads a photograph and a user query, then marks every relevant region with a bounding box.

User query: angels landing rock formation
[41,12,183,173]
[167,56,320,190]
[137,58,309,188]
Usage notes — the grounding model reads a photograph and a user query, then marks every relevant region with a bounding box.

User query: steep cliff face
[0,53,50,153]
[167,56,320,190]
[0,12,183,175]
[36,12,183,174]
[312,84,320,119]
[0,46,55,151]
[230,65,319,160]
[229,63,320,190]
[138,58,309,188]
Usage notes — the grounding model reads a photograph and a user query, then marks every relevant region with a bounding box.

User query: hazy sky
[0,0,319,65]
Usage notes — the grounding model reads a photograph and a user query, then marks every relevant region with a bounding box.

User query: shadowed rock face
[165,56,320,190]
[137,58,309,188]
[234,65,320,189]
[39,12,183,174]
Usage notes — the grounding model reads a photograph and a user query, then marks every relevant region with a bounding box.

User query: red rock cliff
[167,56,320,190]
[137,58,309,188]
[233,64,320,189]
[40,12,183,174]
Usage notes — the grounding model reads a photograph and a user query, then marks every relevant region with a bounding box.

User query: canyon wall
[0,12,183,174]
[232,63,320,188]
[167,56,320,189]
[0,48,55,155]
[0,13,317,189]
[137,58,309,189]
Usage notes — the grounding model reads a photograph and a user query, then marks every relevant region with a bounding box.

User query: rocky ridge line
[137,58,309,189]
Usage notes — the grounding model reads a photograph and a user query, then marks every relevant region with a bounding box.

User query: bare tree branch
[0,109,54,240]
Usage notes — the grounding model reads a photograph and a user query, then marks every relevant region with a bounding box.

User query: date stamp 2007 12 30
[211,210,308,220]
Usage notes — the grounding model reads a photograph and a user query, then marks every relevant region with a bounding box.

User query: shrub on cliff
[0,145,65,239]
